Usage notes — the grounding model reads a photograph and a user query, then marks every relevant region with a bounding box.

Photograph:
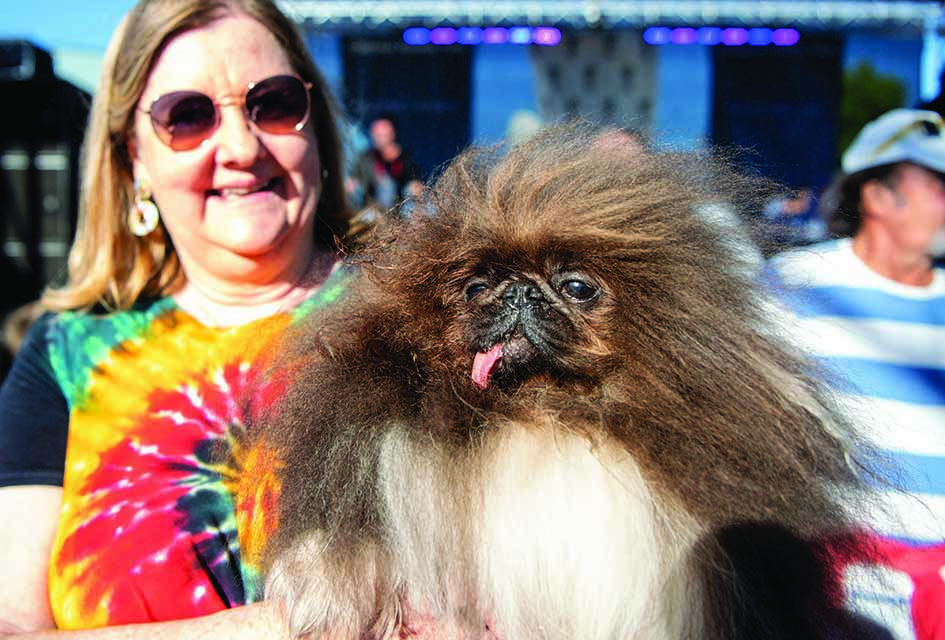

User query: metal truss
[277,0,944,31]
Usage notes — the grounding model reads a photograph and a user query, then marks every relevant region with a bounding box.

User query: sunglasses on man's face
[140,74,313,151]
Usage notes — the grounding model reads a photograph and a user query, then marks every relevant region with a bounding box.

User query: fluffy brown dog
[248,122,879,640]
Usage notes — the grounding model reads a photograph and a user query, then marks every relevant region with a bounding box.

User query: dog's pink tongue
[472,343,503,389]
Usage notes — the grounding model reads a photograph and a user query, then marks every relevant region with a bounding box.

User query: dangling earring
[321,168,329,179]
[129,179,160,237]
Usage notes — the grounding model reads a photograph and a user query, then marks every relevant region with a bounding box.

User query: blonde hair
[43,0,351,311]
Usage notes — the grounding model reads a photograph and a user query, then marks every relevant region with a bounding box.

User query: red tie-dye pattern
[54,357,273,625]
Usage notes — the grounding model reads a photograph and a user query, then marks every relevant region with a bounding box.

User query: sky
[1,1,136,52]
[1,1,138,91]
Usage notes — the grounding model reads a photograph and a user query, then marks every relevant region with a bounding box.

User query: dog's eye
[561,279,598,302]
[465,281,489,300]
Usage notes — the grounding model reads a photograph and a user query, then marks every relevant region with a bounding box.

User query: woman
[0,0,352,636]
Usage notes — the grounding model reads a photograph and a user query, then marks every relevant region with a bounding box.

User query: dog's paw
[265,531,401,639]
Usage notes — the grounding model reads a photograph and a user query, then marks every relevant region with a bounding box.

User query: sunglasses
[140,74,313,151]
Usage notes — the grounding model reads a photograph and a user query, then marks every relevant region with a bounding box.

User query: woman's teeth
[210,178,278,198]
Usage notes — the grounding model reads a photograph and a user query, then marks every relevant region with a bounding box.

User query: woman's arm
[8,602,291,639]
[0,488,295,640]
[0,486,61,633]
[0,313,69,632]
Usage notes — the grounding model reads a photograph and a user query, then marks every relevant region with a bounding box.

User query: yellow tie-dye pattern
[234,443,284,573]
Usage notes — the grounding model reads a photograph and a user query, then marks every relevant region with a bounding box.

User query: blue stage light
[509,26,532,44]
[643,27,672,45]
[748,28,773,46]
[697,27,722,45]
[457,27,483,44]
[403,27,430,45]
[642,25,798,47]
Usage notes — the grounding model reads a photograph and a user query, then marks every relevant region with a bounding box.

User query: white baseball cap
[841,108,945,175]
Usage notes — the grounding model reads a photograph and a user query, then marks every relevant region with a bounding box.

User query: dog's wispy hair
[247,121,877,640]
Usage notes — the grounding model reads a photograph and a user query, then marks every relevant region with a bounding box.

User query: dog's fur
[248,122,878,639]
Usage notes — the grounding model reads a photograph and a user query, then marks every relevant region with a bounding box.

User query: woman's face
[130,13,322,282]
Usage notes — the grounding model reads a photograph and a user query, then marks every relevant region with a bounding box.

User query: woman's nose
[213,103,264,165]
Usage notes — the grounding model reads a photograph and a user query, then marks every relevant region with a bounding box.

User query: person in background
[762,186,829,249]
[0,0,353,636]
[767,108,945,640]
[346,114,423,214]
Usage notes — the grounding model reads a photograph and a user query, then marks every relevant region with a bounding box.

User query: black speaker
[0,42,89,313]
[0,40,54,82]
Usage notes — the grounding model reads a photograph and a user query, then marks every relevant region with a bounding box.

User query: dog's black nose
[502,281,544,309]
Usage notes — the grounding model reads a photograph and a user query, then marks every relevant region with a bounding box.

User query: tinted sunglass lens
[246,75,310,134]
[150,91,218,150]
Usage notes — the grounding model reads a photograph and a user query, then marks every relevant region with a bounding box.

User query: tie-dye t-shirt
[0,268,349,629]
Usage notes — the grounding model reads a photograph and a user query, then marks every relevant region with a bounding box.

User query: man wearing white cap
[768,109,945,640]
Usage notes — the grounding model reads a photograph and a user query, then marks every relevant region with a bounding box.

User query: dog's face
[360,135,757,410]
[370,166,686,397]
[463,261,605,390]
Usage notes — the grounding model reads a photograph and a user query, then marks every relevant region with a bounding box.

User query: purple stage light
[671,28,697,45]
[721,27,749,46]
[483,27,509,44]
[430,27,457,45]
[772,28,800,46]
[532,27,562,46]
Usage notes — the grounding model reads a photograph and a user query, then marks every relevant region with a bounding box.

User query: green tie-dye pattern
[46,298,178,410]
[290,266,353,321]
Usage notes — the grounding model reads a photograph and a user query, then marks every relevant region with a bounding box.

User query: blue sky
[1,1,136,53]
[0,1,138,91]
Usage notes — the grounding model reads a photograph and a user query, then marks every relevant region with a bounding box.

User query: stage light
[671,27,697,45]
[641,25,799,47]
[509,26,532,44]
[430,27,457,45]
[772,28,800,46]
[403,25,563,46]
[748,28,773,46]
[403,27,430,45]
[482,27,509,44]
[457,27,483,44]
[697,27,722,45]
[532,27,562,45]
[721,27,749,45]
[643,27,672,45]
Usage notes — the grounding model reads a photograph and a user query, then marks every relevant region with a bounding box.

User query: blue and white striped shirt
[768,238,945,640]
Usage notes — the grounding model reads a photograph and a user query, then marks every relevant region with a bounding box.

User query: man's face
[885,163,945,256]
[370,118,397,149]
